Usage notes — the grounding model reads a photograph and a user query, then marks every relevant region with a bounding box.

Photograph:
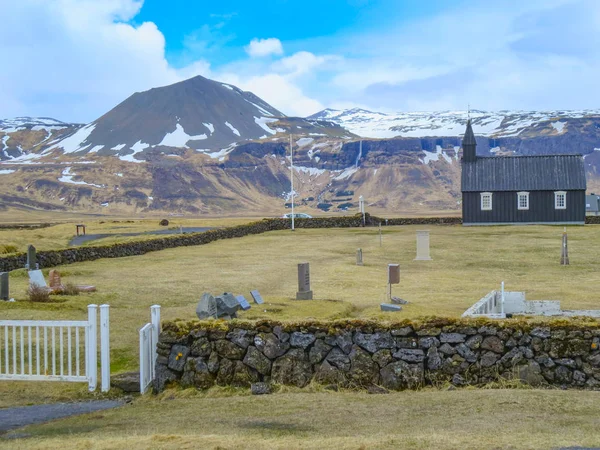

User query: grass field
[2,389,600,449]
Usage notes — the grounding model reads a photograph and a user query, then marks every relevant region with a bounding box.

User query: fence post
[150,305,161,380]
[100,304,110,393]
[87,304,98,392]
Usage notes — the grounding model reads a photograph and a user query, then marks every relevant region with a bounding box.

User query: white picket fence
[0,304,110,392]
[139,305,161,394]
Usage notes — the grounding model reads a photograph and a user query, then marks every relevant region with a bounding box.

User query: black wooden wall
[462,190,586,224]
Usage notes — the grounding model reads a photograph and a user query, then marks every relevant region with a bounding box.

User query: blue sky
[1,0,599,122]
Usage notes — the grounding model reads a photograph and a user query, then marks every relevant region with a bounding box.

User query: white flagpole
[290,134,295,231]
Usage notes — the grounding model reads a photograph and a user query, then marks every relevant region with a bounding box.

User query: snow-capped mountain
[0,117,78,133]
[309,108,600,139]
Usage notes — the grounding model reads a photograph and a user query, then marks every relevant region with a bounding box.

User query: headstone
[236,295,251,311]
[26,245,38,270]
[356,248,363,266]
[250,290,264,304]
[28,269,47,288]
[48,269,62,290]
[76,224,86,236]
[414,230,432,261]
[0,272,8,301]
[381,303,402,312]
[391,297,409,305]
[560,228,569,265]
[196,293,218,319]
[216,293,241,318]
[388,264,400,285]
[296,262,313,300]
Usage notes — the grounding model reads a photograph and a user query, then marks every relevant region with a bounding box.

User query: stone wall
[154,319,600,392]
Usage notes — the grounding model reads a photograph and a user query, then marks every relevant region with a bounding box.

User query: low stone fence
[154,319,600,392]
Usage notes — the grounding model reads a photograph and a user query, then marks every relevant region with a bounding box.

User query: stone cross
[356,248,363,266]
[414,230,432,261]
[0,272,8,301]
[560,228,569,265]
[26,244,38,270]
[296,262,313,300]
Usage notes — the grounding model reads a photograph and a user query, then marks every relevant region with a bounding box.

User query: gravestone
[26,245,38,270]
[388,264,400,285]
[356,248,363,266]
[296,262,313,300]
[236,295,252,311]
[250,290,264,304]
[28,269,48,288]
[560,228,569,265]
[216,293,241,318]
[48,269,62,290]
[381,303,402,312]
[196,293,218,319]
[0,272,8,301]
[414,230,432,261]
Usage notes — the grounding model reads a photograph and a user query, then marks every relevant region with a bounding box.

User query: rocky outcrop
[153,320,600,392]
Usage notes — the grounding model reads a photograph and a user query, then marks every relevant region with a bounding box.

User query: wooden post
[560,227,569,265]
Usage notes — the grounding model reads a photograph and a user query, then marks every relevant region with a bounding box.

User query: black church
[461,120,586,225]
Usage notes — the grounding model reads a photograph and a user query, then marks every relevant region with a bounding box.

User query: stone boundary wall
[1,214,597,272]
[0,215,458,272]
[154,319,600,392]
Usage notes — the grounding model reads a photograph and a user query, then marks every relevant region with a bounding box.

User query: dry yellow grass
[2,389,600,449]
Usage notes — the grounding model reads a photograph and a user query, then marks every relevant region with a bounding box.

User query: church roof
[462,119,477,147]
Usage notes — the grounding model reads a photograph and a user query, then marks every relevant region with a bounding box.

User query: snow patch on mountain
[225,121,241,137]
[551,121,566,133]
[203,123,214,134]
[58,167,104,187]
[420,145,454,165]
[159,124,207,147]
[296,138,314,148]
[111,144,127,151]
[0,169,16,175]
[120,140,150,163]
[51,123,96,153]
[254,117,277,135]
[333,166,359,181]
[294,166,326,177]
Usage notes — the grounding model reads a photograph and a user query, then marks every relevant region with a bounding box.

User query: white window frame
[554,191,567,210]
[480,192,493,211]
[517,191,529,210]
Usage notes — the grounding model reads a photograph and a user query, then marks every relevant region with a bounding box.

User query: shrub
[61,283,80,296]
[159,219,169,226]
[27,284,51,302]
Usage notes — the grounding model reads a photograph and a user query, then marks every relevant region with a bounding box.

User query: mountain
[309,108,600,140]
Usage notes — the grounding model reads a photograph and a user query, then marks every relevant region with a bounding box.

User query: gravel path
[68,226,214,246]
[0,400,123,433]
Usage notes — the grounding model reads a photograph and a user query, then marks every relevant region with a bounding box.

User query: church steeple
[462,119,477,162]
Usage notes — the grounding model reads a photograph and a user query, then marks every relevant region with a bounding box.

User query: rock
[336,332,354,354]
[391,327,413,336]
[588,353,600,367]
[456,344,477,363]
[207,352,220,374]
[393,349,425,363]
[481,336,504,354]
[415,328,441,337]
[530,327,551,339]
[380,360,422,390]
[227,329,253,349]
[196,293,218,320]
[214,340,246,360]
[419,337,440,349]
[272,349,313,388]
[478,326,497,336]
[555,358,577,368]
[518,361,544,386]
[326,347,351,370]
[348,346,380,386]
[555,365,572,384]
[480,351,499,368]
[243,346,272,375]
[354,332,394,353]
[465,335,483,350]
[367,385,390,394]
[255,333,290,359]
[396,337,418,349]
[499,348,523,367]
[519,346,534,359]
[315,360,346,385]
[231,361,260,387]
[181,357,214,389]
[216,293,242,318]
[273,326,290,343]
[439,343,457,355]
[216,358,235,385]
[251,382,272,395]
[309,339,332,364]
[451,374,465,386]
[573,370,586,384]
[168,344,190,372]
[290,332,316,349]
[190,338,212,357]
[440,333,466,344]
[111,371,140,393]
[153,364,179,392]
[427,346,443,370]
[373,349,393,368]
[535,354,555,368]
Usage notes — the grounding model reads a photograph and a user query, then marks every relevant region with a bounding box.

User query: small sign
[250,290,264,304]
[236,295,251,311]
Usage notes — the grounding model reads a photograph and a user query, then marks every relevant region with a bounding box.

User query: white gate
[0,304,110,392]
[139,305,160,394]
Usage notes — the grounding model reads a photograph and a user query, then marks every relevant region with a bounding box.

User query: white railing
[0,304,110,392]
[139,305,160,394]
[462,290,505,318]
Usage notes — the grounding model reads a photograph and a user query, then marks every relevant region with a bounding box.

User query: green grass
[2,389,600,449]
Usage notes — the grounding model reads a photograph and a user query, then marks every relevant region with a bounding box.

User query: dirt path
[0,400,123,433]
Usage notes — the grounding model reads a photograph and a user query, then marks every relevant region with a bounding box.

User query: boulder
[290,332,316,349]
[354,332,394,353]
[348,346,379,386]
[244,346,272,375]
[272,349,313,388]
[214,340,246,360]
[111,371,140,393]
[255,333,290,359]
[251,382,272,395]
[309,339,332,364]
[168,344,190,372]
[380,360,422,390]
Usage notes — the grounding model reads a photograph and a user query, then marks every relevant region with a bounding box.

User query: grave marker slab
[236,295,252,311]
[414,230,432,261]
[196,293,218,319]
[296,262,313,300]
[0,272,8,301]
[356,248,363,266]
[381,303,402,312]
[28,270,47,288]
[388,264,400,285]
[26,245,38,270]
[48,270,63,290]
[251,290,264,304]
[216,293,241,318]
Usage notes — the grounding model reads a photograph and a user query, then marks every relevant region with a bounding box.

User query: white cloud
[245,38,284,58]
[272,51,336,78]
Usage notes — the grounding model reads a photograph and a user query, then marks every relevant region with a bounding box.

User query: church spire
[462,119,477,162]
